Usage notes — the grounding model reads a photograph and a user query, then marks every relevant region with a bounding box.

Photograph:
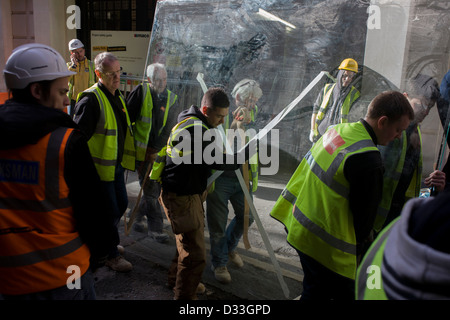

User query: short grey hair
[231,79,263,102]
[94,52,118,73]
[146,63,166,82]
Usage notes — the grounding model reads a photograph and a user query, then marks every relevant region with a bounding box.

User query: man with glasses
[73,52,136,273]
[374,74,445,234]
[66,39,96,116]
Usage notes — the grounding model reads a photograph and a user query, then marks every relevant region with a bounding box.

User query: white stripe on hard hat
[3,43,76,89]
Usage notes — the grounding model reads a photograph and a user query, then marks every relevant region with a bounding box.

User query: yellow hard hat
[338,58,358,73]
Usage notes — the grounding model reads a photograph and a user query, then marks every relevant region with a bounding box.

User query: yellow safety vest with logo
[150,116,209,182]
[77,84,136,181]
[374,127,423,232]
[270,121,378,280]
[222,105,259,192]
[134,84,178,161]
[313,83,360,141]
[67,59,96,101]
[355,218,398,300]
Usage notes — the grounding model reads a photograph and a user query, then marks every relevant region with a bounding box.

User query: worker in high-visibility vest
[206,79,262,284]
[271,91,414,300]
[310,58,360,143]
[356,190,450,300]
[73,52,135,273]
[66,39,96,116]
[152,87,256,300]
[126,63,178,242]
[375,74,445,233]
[0,43,113,299]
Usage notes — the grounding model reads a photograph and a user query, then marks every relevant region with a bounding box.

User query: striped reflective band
[0,128,71,212]
[307,139,375,199]
[293,205,357,255]
[90,157,116,167]
[281,188,296,205]
[0,236,84,268]
[92,90,117,136]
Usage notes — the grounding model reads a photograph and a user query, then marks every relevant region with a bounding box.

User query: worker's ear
[201,105,209,116]
[95,69,102,79]
[30,83,43,101]
[377,115,389,129]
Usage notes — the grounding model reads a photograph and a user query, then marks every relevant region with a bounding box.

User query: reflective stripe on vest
[149,145,167,183]
[167,117,209,159]
[78,84,136,181]
[149,117,208,182]
[0,127,90,295]
[313,84,360,139]
[134,84,178,161]
[271,122,378,279]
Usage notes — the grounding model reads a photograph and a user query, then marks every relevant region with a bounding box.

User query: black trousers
[297,250,355,301]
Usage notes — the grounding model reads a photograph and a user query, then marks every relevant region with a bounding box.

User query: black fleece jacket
[161,105,251,196]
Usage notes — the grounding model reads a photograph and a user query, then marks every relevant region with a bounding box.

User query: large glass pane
[144,0,449,181]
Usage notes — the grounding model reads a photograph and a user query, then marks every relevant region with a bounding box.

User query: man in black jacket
[158,87,254,300]
[73,52,135,273]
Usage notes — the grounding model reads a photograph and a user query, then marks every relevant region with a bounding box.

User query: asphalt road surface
[94,170,304,301]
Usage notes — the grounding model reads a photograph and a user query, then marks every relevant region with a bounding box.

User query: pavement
[93,170,304,301]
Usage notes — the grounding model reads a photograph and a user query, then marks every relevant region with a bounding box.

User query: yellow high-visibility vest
[271,121,378,279]
[134,84,177,161]
[77,84,135,181]
[313,83,360,142]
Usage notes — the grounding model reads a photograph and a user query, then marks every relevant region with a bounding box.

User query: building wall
[0,0,76,92]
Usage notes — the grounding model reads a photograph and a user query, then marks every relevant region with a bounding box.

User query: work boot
[167,282,205,294]
[212,265,231,284]
[106,256,133,272]
[117,245,125,255]
[228,251,244,268]
[133,219,147,233]
[196,282,206,294]
[149,231,169,243]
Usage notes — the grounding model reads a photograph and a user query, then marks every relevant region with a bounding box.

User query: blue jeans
[206,174,254,268]
[297,250,355,300]
[100,165,128,258]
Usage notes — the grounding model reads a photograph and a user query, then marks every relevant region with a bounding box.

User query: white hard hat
[3,43,76,89]
[68,39,84,51]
